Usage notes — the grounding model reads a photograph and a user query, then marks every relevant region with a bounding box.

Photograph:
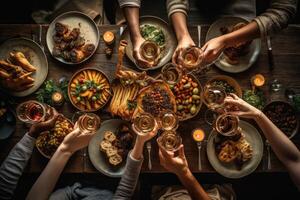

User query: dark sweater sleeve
[0,133,35,200]
[113,151,143,200]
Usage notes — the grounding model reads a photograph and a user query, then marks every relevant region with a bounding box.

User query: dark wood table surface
[0,24,300,176]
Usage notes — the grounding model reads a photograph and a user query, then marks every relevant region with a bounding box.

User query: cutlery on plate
[146,141,152,170]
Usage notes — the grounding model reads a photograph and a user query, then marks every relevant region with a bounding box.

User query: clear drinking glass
[133,112,156,136]
[157,130,182,152]
[16,100,46,124]
[78,113,101,133]
[214,113,239,137]
[177,47,205,71]
[160,110,178,131]
[161,63,182,85]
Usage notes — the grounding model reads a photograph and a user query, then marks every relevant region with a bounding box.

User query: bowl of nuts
[263,101,299,139]
[171,73,203,121]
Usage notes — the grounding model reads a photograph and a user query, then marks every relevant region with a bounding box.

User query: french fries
[109,81,139,120]
[69,69,111,111]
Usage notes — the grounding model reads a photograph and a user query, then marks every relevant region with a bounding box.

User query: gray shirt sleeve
[0,133,35,200]
[118,0,141,8]
[253,0,298,37]
[166,0,188,18]
[113,152,143,200]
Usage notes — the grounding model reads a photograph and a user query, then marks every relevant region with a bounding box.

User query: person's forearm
[223,21,260,48]
[130,137,145,160]
[0,134,35,200]
[123,7,142,43]
[177,169,210,200]
[170,12,190,41]
[26,147,72,200]
[255,113,300,165]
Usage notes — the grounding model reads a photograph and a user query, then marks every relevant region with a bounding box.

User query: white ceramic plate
[88,119,129,177]
[206,16,261,73]
[0,37,48,97]
[46,11,99,65]
[207,120,264,178]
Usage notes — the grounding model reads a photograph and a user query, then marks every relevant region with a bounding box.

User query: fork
[265,140,271,170]
[146,142,152,170]
[197,142,202,171]
[39,24,45,51]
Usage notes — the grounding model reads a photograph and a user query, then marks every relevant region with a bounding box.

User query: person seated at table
[224,94,300,190]
[118,0,195,68]
[157,143,236,200]
[26,121,159,200]
[0,107,59,200]
[169,0,297,65]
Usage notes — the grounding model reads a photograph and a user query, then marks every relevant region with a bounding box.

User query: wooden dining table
[0,24,300,177]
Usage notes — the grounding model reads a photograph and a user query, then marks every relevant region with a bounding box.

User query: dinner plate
[0,37,48,97]
[46,11,99,65]
[207,120,263,179]
[88,119,128,177]
[205,16,261,73]
[120,16,176,71]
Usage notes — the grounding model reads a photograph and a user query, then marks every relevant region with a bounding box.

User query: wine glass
[133,112,156,136]
[214,113,240,137]
[157,130,182,152]
[78,113,101,133]
[16,100,46,124]
[161,63,182,85]
[177,47,205,72]
[160,110,178,131]
[202,85,227,125]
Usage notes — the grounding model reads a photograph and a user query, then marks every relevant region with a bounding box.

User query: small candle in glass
[192,128,205,142]
[51,91,65,107]
[251,74,265,88]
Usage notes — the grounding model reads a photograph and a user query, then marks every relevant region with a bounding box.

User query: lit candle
[103,31,115,45]
[251,74,265,87]
[192,128,205,142]
[51,91,64,106]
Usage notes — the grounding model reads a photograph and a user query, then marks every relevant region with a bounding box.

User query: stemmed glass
[157,130,182,152]
[78,113,101,133]
[202,85,227,125]
[16,100,47,124]
[133,112,156,136]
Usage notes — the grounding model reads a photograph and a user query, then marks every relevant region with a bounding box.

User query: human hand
[132,36,152,68]
[158,144,189,176]
[59,120,95,155]
[28,107,60,138]
[224,93,262,119]
[201,35,227,64]
[172,35,195,66]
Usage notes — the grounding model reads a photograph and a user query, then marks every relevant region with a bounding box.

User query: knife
[267,36,274,71]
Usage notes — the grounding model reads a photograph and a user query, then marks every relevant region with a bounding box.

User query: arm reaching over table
[118,0,151,68]
[113,122,159,199]
[0,108,58,199]
[158,144,211,200]
[224,94,300,190]
[26,120,94,200]
[201,0,298,64]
